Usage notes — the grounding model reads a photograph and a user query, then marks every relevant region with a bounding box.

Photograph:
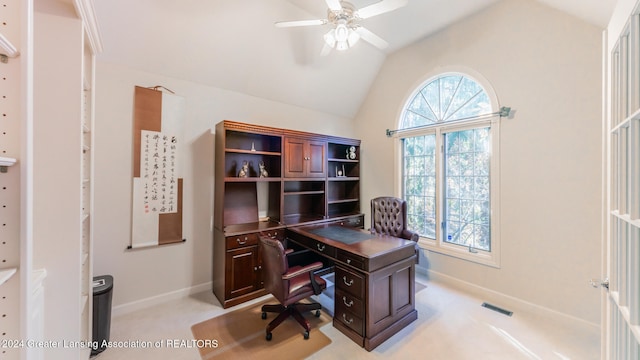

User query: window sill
[418,238,500,268]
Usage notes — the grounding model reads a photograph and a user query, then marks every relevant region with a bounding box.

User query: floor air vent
[481,302,513,316]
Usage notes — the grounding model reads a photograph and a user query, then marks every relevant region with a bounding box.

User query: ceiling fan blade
[356,0,408,19]
[275,19,327,28]
[355,27,389,49]
[325,0,343,11]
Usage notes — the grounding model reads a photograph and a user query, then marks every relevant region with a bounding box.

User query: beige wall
[92,62,354,310]
[354,0,603,324]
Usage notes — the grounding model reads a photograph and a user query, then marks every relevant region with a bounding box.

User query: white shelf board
[0,267,17,286]
[0,156,17,167]
[0,32,19,58]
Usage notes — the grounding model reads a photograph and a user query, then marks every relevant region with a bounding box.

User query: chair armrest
[282,261,323,280]
[401,230,420,264]
[402,229,419,242]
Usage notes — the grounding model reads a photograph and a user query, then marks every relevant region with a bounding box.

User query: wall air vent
[481,302,513,316]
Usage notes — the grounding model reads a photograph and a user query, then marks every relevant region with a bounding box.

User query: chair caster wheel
[303,331,309,340]
[266,332,272,341]
[261,312,267,319]
[314,310,321,317]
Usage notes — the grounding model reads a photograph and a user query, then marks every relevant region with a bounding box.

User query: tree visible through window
[400,73,497,256]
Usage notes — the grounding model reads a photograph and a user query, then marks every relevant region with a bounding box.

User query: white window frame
[394,70,501,268]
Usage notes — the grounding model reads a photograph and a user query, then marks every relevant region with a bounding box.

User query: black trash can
[91,275,113,356]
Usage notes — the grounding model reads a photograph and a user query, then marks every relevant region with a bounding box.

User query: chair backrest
[259,236,289,304]
[371,196,409,238]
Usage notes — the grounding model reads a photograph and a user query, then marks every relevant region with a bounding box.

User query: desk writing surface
[287,223,416,260]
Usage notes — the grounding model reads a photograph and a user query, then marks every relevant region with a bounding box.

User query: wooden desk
[286,223,418,351]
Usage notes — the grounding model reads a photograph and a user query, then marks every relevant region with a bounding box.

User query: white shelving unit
[80,63,94,346]
[0,2,21,359]
[29,2,101,358]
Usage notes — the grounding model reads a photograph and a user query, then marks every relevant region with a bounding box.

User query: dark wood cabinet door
[225,245,260,298]
[284,137,306,177]
[307,140,326,178]
[284,137,326,178]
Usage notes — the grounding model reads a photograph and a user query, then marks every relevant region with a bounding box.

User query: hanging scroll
[131,86,185,249]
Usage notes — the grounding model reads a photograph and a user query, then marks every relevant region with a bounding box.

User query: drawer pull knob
[342,313,354,324]
[343,276,353,286]
[343,296,353,307]
[237,237,247,245]
[317,244,325,252]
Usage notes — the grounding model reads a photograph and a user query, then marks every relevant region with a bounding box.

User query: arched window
[402,74,492,127]
[399,72,500,267]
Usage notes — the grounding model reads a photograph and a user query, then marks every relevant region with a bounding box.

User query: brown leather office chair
[371,196,420,261]
[259,236,326,341]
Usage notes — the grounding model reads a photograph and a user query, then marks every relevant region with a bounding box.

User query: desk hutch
[213,120,362,308]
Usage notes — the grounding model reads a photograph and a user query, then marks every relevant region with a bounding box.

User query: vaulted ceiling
[93,0,616,118]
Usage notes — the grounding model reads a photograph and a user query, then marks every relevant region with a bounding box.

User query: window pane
[444,128,491,251]
[432,76,494,122]
[403,135,437,239]
[421,80,441,119]
[402,90,439,128]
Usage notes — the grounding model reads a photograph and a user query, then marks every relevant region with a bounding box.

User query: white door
[604,5,640,358]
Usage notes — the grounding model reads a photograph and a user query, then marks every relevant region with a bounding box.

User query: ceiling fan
[275,0,408,55]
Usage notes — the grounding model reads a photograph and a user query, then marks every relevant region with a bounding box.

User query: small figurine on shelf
[251,142,256,152]
[238,161,249,178]
[259,161,268,178]
[336,166,342,177]
[346,146,357,160]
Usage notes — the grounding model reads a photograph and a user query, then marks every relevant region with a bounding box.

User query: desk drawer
[335,289,364,318]
[335,308,364,336]
[337,249,365,271]
[293,234,336,258]
[335,266,364,298]
[226,233,259,250]
[259,229,284,241]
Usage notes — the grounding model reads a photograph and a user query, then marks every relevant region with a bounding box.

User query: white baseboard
[421,267,600,331]
[112,281,212,317]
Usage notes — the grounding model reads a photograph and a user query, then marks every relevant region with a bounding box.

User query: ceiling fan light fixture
[325,23,359,51]
[323,29,337,48]
[336,40,349,51]
[334,23,349,42]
